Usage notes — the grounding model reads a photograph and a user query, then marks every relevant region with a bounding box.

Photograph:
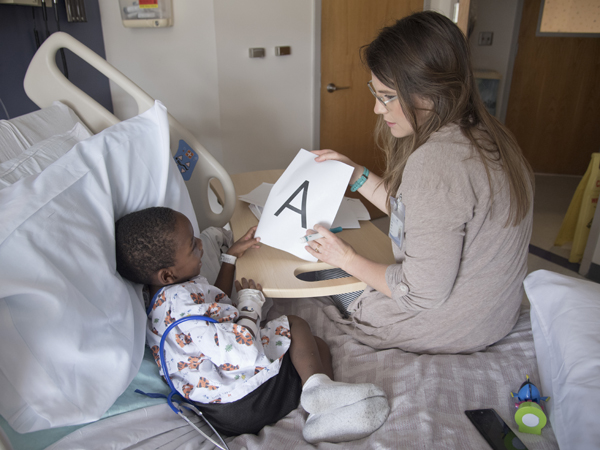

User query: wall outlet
[478,31,494,46]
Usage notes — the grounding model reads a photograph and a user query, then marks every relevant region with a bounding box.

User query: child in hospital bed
[115,207,389,443]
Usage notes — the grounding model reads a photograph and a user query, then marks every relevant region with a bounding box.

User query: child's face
[171,212,204,283]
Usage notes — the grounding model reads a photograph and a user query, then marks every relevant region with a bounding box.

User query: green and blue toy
[510,375,550,435]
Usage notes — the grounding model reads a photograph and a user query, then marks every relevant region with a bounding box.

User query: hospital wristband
[350,167,369,192]
[220,253,237,265]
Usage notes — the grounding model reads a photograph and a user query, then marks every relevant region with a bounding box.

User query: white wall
[468,0,520,121]
[98,1,224,164]
[213,1,318,174]
[98,0,317,175]
[98,1,521,177]
[422,0,521,122]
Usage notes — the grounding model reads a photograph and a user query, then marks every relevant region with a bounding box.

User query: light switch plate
[249,48,265,58]
[275,46,291,56]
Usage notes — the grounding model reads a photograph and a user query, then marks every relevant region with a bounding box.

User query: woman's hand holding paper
[311,150,363,185]
[311,149,388,214]
[304,224,392,298]
[304,224,357,271]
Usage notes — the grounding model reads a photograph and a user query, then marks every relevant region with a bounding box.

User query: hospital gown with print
[146,275,291,404]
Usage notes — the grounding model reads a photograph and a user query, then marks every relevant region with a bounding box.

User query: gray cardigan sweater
[324,124,533,354]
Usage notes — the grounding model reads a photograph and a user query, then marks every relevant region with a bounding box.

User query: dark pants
[196,351,302,436]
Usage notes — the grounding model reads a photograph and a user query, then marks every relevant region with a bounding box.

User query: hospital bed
[1,32,598,450]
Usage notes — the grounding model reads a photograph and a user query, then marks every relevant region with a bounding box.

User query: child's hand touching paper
[227,226,260,258]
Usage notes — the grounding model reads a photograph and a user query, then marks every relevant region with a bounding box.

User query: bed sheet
[48,297,559,450]
[0,348,170,450]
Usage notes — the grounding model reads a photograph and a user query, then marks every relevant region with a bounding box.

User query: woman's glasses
[367,80,398,110]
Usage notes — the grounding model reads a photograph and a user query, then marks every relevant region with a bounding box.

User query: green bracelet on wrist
[350,167,369,192]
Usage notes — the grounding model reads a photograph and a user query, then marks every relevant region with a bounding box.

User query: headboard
[23,32,235,231]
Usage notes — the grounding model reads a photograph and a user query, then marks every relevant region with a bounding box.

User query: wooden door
[320,0,422,218]
[505,0,600,175]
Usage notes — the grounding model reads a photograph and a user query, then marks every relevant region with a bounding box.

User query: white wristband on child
[220,253,237,265]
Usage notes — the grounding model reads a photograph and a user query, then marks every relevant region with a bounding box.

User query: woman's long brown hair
[363,11,534,226]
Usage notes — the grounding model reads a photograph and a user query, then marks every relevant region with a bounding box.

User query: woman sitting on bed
[115,207,389,443]
[305,11,534,354]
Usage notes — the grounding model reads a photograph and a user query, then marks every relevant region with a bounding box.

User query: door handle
[326,83,350,93]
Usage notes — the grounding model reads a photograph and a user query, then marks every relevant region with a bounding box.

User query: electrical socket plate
[478,31,494,46]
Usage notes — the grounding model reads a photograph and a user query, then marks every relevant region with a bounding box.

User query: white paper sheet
[248,204,263,220]
[255,149,353,261]
[331,199,360,229]
[238,182,273,207]
[346,197,371,220]
[240,185,368,229]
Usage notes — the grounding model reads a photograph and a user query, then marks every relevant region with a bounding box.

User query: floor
[527,174,586,279]
[371,173,588,306]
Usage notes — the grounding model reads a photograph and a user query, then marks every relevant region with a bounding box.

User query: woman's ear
[414,94,434,111]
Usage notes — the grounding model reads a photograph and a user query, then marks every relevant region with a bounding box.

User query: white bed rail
[23,32,235,230]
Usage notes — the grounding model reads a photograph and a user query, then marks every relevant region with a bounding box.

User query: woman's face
[370,73,414,138]
[370,73,432,139]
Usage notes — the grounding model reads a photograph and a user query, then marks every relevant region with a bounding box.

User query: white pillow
[524,270,600,450]
[0,123,91,189]
[0,101,199,433]
[0,101,91,163]
[0,121,29,162]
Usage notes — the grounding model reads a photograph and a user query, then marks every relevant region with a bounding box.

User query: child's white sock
[301,373,386,414]
[235,289,265,338]
[302,396,390,444]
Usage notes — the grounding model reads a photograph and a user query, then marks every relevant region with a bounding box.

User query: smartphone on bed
[465,408,528,450]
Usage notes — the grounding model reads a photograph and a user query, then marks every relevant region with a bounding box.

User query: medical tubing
[158,314,230,450]
[32,7,41,49]
[158,314,218,413]
[181,403,231,450]
[134,388,229,447]
[178,411,228,450]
